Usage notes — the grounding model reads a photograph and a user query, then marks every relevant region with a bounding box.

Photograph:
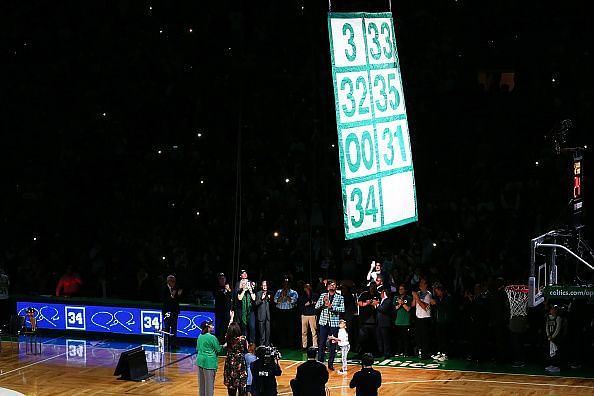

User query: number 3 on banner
[342,23,357,61]
[350,185,378,228]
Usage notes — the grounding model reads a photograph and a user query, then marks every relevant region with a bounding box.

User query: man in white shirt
[411,278,432,359]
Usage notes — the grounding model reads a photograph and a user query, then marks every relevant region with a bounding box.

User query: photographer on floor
[250,345,282,396]
[349,353,382,396]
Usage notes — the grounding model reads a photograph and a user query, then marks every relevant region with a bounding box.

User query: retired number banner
[329,12,417,239]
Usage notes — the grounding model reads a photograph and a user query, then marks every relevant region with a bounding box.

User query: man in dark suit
[162,274,182,348]
[214,272,232,343]
[254,280,271,346]
[357,282,379,356]
[290,347,329,396]
[375,285,393,358]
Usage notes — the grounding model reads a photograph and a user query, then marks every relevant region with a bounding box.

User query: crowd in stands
[2,0,593,372]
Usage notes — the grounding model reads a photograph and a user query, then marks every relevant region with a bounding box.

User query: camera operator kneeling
[250,346,282,396]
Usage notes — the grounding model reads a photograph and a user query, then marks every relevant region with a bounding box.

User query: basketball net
[505,285,528,318]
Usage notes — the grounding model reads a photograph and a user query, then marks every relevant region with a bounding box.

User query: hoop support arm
[537,243,594,271]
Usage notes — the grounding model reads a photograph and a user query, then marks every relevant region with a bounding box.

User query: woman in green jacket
[196,320,222,396]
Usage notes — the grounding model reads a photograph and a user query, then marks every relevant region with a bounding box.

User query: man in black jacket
[290,347,329,396]
[251,346,282,396]
[349,353,382,396]
[375,285,393,358]
[214,273,232,343]
[357,282,379,356]
[161,274,182,348]
[255,280,272,346]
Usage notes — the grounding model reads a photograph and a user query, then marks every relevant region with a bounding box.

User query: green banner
[328,12,417,240]
[544,286,594,300]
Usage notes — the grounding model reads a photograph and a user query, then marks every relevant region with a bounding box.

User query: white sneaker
[548,366,560,373]
[338,369,347,375]
[545,365,553,371]
[437,354,448,362]
[431,352,441,360]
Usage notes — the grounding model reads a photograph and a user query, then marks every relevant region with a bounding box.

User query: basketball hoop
[505,285,529,318]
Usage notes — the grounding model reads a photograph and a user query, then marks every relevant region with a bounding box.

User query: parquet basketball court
[0,337,592,395]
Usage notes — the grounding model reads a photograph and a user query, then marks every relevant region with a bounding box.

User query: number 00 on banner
[329,12,417,239]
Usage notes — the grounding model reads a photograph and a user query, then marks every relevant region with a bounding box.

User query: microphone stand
[154,323,173,383]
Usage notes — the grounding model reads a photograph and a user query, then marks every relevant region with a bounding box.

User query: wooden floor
[0,341,593,395]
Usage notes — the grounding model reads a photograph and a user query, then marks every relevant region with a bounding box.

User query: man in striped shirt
[315,279,344,370]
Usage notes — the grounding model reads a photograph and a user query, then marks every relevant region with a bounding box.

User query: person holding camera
[235,278,257,343]
[349,353,382,396]
[290,347,329,396]
[250,346,282,396]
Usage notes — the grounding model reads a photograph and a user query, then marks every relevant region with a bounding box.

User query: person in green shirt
[429,282,454,361]
[196,320,222,396]
[393,283,412,356]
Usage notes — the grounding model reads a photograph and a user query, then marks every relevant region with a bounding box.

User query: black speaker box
[113,346,152,381]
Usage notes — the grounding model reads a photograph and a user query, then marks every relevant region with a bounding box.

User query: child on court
[545,305,563,373]
[245,343,257,395]
[328,319,350,374]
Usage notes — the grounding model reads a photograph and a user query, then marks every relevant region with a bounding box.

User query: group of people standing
[197,317,382,396]
[196,319,282,396]
[198,265,414,396]
[359,264,453,361]
[214,270,348,371]
[213,263,457,364]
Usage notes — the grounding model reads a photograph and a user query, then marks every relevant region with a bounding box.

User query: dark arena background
[1,0,594,395]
